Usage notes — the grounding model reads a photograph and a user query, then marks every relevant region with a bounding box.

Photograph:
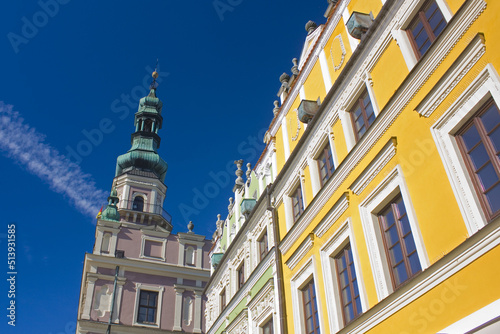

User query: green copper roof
[101,188,120,222]
[115,87,168,182]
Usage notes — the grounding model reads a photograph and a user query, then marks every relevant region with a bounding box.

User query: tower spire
[115,68,168,182]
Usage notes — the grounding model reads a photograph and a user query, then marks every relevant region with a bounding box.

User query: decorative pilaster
[81,276,98,320]
[193,290,203,333]
[173,288,185,331]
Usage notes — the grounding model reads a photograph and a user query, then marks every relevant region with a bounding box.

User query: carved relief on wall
[330,34,346,71]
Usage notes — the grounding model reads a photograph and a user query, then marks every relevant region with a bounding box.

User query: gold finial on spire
[151,58,159,88]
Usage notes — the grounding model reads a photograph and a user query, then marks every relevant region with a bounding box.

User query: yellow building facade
[263,0,500,333]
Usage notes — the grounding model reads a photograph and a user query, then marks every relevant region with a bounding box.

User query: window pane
[345,304,355,323]
[409,252,422,274]
[399,214,411,234]
[477,163,499,190]
[390,242,404,265]
[485,183,500,213]
[404,234,417,254]
[394,262,409,286]
[488,127,500,153]
[386,225,399,247]
[469,144,490,169]
[342,286,352,303]
[481,104,500,133]
[461,125,481,151]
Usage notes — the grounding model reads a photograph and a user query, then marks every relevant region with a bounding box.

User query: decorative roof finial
[187,221,194,233]
[151,58,159,89]
[234,160,244,190]
[291,58,299,75]
[246,163,252,185]
[273,100,280,116]
[305,20,318,34]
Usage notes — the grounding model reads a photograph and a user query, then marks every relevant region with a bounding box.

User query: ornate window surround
[339,73,381,151]
[290,256,325,334]
[248,279,276,333]
[390,0,453,70]
[358,165,429,300]
[140,234,166,261]
[307,127,338,197]
[319,219,368,333]
[430,64,500,235]
[132,283,164,328]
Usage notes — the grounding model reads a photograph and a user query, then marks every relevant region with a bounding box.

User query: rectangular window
[350,89,375,141]
[137,290,158,324]
[238,262,245,289]
[406,0,446,58]
[457,99,500,220]
[378,195,422,288]
[258,230,268,261]
[301,280,321,334]
[334,244,362,325]
[317,142,335,186]
[262,318,274,334]
[292,183,305,222]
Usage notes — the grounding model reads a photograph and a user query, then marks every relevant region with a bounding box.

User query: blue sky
[0,0,327,332]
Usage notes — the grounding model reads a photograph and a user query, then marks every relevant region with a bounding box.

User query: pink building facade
[76,83,212,334]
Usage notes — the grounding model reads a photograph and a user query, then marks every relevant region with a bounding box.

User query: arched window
[144,119,153,132]
[185,246,195,266]
[132,196,144,212]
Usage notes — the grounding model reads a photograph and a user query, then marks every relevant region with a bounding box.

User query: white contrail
[0,101,107,218]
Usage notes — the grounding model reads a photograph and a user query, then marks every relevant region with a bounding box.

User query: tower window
[133,196,144,212]
[144,119,153,132]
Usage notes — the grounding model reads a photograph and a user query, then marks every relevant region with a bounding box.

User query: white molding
[85,253,210,281]
[437,299,500,334]
[226,309,248,334]
[285,234,314,270]
[329,34,346,72]
[358,165,429,300]
[431,64,500,236]
[350,222,500,333]
[314,193,350,238]
[281,117,291,159]
[416,35,486,118]
[248,279,275,327]
[350,139,397,195]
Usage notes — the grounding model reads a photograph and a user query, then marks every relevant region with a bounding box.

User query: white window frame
[391,0,453,70]
[320,219,368,333]
[283,173,307,231]
[132,283,164,328]
[140,235,166,261]
[307,129,338,196]
[431,64,500,236]
[340,77,380,151]
[290,256,325,334]
[359,165,429,300]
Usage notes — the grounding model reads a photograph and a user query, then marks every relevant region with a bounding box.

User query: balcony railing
[118,200,172,224]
